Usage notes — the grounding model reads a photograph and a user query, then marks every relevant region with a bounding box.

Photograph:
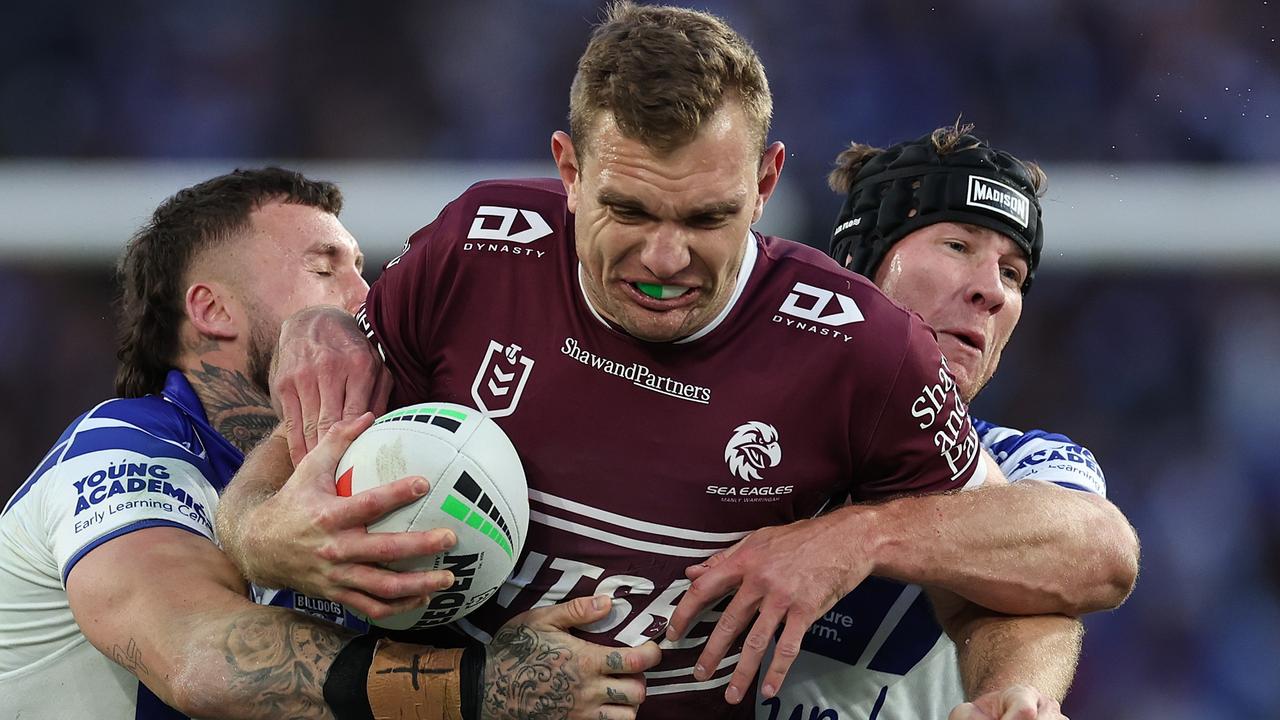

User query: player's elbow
[1061,498,1140,614]
[165,645,242,719]
[1091,509,1140,611]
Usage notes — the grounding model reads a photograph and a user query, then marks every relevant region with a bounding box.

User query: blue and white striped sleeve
[974,418,1107,497]
[38,400,223,587]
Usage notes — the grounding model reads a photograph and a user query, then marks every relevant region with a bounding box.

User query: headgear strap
[830,131,1043,292]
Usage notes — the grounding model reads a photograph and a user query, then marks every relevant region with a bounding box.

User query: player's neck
[179,349,276,455]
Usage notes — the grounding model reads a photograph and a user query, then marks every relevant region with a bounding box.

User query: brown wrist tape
[367,639,466,720]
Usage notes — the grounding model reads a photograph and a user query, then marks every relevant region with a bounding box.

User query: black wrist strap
[324,635,376,720]
[460,644,485,720]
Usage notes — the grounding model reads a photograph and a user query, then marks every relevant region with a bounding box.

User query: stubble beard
[245,310,278,398]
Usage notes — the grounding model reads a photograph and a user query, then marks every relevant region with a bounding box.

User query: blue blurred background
[2,1,1278,718]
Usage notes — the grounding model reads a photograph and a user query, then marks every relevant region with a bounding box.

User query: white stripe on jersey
[648,674,735,696]
[76,414,207,460]
[852,585,923,668]
[646,652,741,679]
[529,489,752,543]
[529,511,723,558]
[978,426,1019,447]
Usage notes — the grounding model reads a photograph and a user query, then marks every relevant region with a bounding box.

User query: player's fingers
[950,702,997,720]
[526,594,613,632]
[276,380,308,466]
[691,590,758,684]
[667,565,741,641]
[591,706,638,720]
[757,611,809,699]
[595,675,647,707]
[330,587,435,621]
[338,527,457,564]
[342,475,433,524]
[296,372,325,455]
[998,686,1047,720]
[588,645,659,682]
[684,538,743,580]
[315,370,354,449]
[721,600,786,704]
[371,364,394,417]
[597,641,661,676]
[298,413,375,482]
[328,562,455,602]
[999,705,1040,720]
[339,349,380,422]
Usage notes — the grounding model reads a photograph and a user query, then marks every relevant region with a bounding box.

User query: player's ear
[551,131,581,214]
[185,281,240,343]
[752,141,786,224]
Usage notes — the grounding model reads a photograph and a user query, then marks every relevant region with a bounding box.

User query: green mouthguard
[636,282,664,299]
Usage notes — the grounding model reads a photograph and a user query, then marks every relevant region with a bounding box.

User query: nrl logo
[724,421,782,482]
[471,340,534,418]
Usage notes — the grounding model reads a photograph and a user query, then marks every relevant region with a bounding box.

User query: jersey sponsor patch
[1009,443,1105,495]
[69,458,213,536]
[561,337,712,405]
[909,356,980,483]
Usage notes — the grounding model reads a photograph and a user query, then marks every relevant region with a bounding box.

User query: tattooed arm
[482,595,663,720]
[67,525,354,719]
[65,525,658,720]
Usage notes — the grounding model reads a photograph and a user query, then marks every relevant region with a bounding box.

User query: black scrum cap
[830,131,1043,292]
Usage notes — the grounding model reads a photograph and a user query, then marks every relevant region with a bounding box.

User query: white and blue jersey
[0,370,364,719]
[760,418,1106,720]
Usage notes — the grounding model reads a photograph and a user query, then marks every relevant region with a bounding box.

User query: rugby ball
[335,402,529,630]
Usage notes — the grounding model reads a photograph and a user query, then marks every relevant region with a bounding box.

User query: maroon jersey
[359,178,984,718]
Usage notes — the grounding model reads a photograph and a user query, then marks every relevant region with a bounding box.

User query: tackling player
[753,126,1137,720]
[219,4,1134,720]
[0,168,656,719]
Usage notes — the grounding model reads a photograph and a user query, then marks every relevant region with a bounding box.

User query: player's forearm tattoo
[188,361,276,453]
[111,638,150,677]
[483,624,577,720]
[219,610,354,720]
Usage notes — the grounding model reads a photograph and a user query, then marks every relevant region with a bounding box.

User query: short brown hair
[568,1,772,156]
[115,167,342,397]
[828,122,1048,196]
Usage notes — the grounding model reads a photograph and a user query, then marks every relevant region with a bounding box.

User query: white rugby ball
[335,402,528,630]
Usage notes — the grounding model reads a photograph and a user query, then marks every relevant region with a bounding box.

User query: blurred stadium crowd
[1,1,1278,718]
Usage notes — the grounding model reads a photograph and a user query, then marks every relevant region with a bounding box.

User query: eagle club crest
[471,340,535,418]
[724,421,782,482]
